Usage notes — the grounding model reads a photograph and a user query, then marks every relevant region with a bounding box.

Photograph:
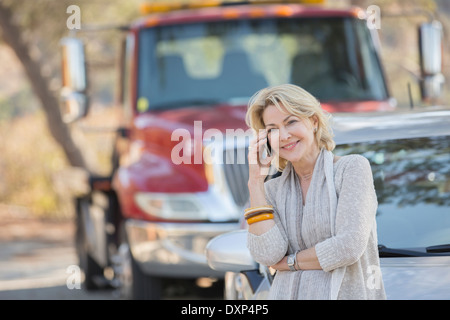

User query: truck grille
[222,146,249,208]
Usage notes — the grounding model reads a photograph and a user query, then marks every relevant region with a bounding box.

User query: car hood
[380,256,450,300]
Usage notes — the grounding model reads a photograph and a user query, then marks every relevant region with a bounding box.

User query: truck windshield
[138,17,388,111]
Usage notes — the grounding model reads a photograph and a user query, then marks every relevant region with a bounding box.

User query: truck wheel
[75,199,104,290]
[130,252,162,300]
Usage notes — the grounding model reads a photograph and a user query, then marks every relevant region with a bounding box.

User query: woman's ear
[311,115,319,130]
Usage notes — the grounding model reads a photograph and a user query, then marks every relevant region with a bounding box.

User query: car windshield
[137,17,388,111]
[336,136,450,250]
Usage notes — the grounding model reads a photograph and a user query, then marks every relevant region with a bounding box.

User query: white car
[206,109,450,300]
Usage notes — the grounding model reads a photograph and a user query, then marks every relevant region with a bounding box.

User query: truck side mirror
[206,230,258,272]
[419,21,445,101]
[60,37,89,123]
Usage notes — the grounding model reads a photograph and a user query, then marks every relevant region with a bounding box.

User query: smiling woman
[246,84,334,172]
[243,84,386,300]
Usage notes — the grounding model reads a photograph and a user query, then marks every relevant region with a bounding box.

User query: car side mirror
[206,230,258,272]
[60,37,89,123]
[419,21,445,101]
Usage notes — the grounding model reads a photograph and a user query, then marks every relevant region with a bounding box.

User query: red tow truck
[60,0,443,299]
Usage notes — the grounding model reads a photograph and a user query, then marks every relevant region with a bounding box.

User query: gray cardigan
[247,152,386,300]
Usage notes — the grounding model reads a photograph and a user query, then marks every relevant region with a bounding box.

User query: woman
[245,84,386,300]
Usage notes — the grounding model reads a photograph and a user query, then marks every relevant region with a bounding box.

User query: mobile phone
[264,138,272,157]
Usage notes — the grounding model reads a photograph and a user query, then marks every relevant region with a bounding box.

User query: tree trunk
[0,3,87,170]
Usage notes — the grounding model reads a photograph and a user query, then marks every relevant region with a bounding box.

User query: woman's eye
[287,120,297,125]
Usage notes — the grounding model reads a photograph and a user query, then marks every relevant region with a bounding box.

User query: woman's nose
[278,127,291,141]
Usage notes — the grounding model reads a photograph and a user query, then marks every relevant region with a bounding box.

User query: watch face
[287,255,294,266]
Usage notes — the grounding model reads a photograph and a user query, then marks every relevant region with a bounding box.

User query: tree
[0,2,87,169]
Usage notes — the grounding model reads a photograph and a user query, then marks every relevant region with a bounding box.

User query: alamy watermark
[360,5,381,30]
[171,121,253,165]
[66,264,81,289]
[65,4,380,31]
[66,5,81,30]
[366,265,383,290]
[171,121,275,166]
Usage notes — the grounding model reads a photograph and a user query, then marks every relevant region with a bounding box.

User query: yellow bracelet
[245,210,273,220]
[244,205,274,215]
[247,213,274,225]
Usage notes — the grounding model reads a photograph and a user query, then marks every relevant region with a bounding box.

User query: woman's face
[262,103,318,164]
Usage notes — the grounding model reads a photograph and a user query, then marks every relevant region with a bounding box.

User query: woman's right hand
[248,129,274,184]
[247,129,277,232]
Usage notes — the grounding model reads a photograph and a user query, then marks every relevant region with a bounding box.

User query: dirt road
[0,210,222,300]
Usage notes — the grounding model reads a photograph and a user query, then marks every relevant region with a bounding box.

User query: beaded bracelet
[246,213,274,225]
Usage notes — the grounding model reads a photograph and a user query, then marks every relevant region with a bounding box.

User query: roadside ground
[0,208,223,300]
[0,208,115,299]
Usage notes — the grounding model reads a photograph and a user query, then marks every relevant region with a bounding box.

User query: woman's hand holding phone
[248,129,274,184]
[247,129,277,229]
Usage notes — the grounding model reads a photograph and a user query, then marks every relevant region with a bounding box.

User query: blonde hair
[245,84,335,171]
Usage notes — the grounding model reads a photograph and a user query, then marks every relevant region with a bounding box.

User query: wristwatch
[287,253,296,271]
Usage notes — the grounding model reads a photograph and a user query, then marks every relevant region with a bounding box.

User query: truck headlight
[134,192,209,221]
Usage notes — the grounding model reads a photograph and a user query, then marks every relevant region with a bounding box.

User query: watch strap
[293,250,300,271]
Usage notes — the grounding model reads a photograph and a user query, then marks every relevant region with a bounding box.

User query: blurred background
[0,0,449,221]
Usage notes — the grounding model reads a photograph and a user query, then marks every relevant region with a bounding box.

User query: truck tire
[75,198,104,290]
[130,252,162,300]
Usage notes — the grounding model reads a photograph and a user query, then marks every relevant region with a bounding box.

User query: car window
[335,136,450,249]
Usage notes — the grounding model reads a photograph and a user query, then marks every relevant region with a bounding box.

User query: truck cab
[60,1,443,299]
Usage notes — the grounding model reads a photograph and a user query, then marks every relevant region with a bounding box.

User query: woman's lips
[281,141,299,151]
